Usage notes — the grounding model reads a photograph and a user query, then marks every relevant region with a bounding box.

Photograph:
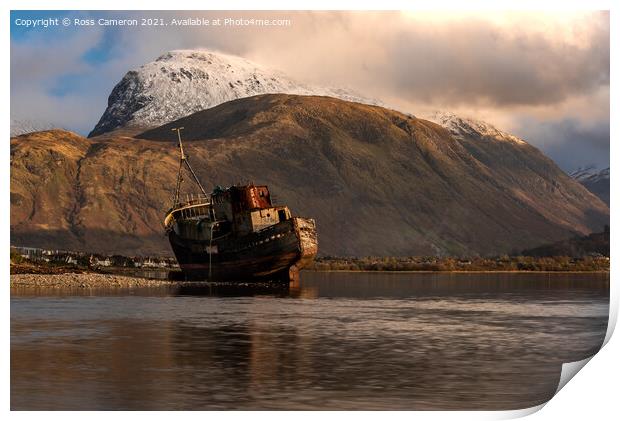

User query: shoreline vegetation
[306,255,609,272]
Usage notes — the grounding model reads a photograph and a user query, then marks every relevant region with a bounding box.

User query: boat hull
[168,217,317,282]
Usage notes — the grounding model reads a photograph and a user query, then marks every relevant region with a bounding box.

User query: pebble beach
[10,273,179,289]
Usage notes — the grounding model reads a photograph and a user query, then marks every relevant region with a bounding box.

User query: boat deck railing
[177,193,211,208]
[164,193,214,228]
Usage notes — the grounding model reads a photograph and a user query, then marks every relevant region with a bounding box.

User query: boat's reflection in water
[171,279,318,299]
[112,268,319,298]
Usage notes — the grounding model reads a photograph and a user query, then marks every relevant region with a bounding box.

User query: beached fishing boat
[164,128,318,282]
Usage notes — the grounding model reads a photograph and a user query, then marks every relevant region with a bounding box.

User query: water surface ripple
[11,272,609,410]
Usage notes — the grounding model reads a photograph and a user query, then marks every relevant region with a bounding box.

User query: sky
[10,10,610,172]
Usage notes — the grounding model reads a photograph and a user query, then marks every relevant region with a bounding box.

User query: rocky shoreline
[8,273,257,289]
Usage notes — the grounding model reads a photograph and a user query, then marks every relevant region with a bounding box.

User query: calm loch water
[11,272,609,410]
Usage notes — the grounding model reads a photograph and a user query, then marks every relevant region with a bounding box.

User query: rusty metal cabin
[212,185,292,237]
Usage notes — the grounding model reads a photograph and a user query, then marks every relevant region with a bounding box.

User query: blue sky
[10,10,610,171]
[11,11,124,98]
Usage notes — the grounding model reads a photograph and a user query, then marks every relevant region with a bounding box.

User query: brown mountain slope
[11,129,177,255]
[11,94,609,256]
[11,130,91,250]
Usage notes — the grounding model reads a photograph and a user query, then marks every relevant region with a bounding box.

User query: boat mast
[171,127,208,206]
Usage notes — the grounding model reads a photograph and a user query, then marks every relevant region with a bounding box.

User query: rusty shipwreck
[163,128,318,282]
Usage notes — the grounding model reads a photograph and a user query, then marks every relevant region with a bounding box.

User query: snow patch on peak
[570,166,609,183]
[424,111,527,145]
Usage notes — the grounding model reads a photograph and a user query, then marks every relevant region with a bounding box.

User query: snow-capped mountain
[11,119,58,137]
[89,48,540,151]
[89,49,381,137]
[424,111,526,145]
[570,166,609,206]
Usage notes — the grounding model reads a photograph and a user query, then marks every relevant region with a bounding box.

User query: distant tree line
[306,255,609,272]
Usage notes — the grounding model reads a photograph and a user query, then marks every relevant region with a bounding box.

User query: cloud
[218,11,609,109]
[514,118,609,172]
[382,16,608,108]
